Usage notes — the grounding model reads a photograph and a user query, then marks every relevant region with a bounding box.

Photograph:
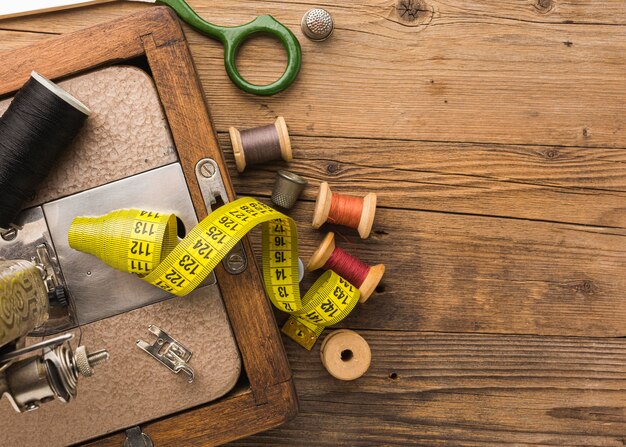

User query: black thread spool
[0,71,90,232]
[229,117,293,173]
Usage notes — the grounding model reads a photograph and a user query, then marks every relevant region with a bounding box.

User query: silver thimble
[272,170,308,209]
[301,8,334,41]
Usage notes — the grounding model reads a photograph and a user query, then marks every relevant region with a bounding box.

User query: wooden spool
[229,116,292,173]
[307,232,385,303]
[320,329,371,381]
[311,181,377,239]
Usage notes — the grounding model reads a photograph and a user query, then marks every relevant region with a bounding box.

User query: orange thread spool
[307,232,385,303]
[312,182,377,239]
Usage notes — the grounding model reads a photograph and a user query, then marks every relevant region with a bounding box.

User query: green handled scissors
[0,0,301,95]
[145,0,302,96]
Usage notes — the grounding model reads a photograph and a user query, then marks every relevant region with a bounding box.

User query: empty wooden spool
[320,329,371,381]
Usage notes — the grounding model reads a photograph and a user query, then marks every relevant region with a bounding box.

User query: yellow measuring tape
[68,197,360,349]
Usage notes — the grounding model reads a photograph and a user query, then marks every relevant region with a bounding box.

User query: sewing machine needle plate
[43,163,216,325]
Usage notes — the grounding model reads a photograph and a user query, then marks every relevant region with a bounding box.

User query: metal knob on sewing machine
[0,334,109,413]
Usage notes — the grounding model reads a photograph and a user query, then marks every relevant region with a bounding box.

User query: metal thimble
[301,8,334,41]
[272,170,308,209]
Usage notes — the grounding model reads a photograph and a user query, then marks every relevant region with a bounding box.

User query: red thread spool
[307,232,385,303]
[312,182,377,239]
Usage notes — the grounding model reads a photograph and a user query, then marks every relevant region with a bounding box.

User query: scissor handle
[221,16,302,96]
[158,0,302,96]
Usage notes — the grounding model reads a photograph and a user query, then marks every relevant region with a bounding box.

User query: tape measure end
[281,318,319,350]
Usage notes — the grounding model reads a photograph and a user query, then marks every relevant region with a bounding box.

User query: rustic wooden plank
[2,1,626,148]
[144,381,298,447]
[242,200,626,337]
[219,134,626,228]
[143,30,293,401]
[3,0,626,34]
[229,331,626,446]
[0,30,53,54]
[1,3,625,446]
[186,8,626,149]
[0,7,185,95]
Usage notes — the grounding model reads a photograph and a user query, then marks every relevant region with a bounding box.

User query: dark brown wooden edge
[0,7,298,446]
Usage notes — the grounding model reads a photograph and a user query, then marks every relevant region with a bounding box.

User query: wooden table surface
[2,1,626,445]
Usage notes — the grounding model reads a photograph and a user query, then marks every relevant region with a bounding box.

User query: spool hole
[340,349,354,362]
[389,372,398,380]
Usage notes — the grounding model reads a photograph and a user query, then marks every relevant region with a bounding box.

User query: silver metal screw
[87,350,110,367]
[198,160,216,178]
[225,252,246,274]
[74,346,109,377]
[1,227,18,241]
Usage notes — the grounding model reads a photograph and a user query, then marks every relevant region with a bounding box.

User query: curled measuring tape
[68,197,360,349]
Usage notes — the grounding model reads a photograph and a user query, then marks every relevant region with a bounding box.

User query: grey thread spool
[229,117,292,173]
[271,170,308,209]
[301,8,334,41]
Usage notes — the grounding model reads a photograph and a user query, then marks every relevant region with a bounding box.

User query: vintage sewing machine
[0,7,297,446]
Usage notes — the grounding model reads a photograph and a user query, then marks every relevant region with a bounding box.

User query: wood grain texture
[143,381,298,447]
[0,6,182,95]
[1,1,625,445]
[228,331,626,447]
[4,1,626,147]
[220,134,626,228]
[242,199,626,338]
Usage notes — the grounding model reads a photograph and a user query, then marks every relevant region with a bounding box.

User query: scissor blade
[0,0,130,20]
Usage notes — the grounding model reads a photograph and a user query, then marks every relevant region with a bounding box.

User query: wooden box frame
[0,7,298,446]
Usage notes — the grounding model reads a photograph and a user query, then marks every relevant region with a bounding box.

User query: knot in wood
[396,0,428,23]
[543,148,561,160]
[534,0,555,14]
[326,162,341,175]
[574,280,597,295]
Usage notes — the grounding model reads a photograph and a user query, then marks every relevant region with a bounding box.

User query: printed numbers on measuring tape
[68,197,360,349]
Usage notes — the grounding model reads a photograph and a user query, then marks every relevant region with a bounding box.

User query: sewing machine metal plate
[44,162,216,325]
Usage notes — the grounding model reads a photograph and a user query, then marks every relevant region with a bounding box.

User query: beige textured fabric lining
[0,67,241,446]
